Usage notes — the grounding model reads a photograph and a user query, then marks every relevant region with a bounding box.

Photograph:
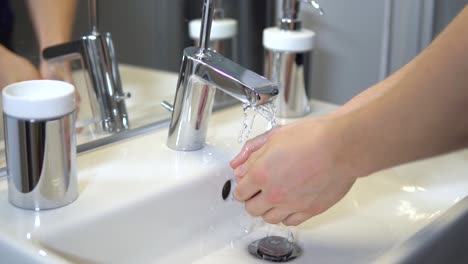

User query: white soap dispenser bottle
[263,0,323,118]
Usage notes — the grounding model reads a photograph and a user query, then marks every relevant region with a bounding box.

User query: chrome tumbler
[2,80,78,210]
[263,27,316,118]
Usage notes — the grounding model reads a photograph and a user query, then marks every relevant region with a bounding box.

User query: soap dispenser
[263,0,323,118]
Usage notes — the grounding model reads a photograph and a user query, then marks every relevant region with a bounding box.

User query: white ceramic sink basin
[35,157,249,263]
[1,68,468,263]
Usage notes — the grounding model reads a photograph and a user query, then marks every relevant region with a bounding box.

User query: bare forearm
[26,0,77,50]
[332,48,424,117]
[342,6,468,177]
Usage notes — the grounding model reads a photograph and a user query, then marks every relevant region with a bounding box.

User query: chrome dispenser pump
[263,0,323,118]
[281,0,324,30]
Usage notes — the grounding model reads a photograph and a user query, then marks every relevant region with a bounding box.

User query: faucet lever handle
[89,0,99,35]
[161,101,174,112]
[199,0,214,51]
[114,92,131,102]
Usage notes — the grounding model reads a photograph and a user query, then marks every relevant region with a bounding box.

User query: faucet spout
[167,47,278,151]
[167,0,278,151]
[190,47,278,106]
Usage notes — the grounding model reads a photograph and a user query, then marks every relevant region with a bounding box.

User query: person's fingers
[282,211,315,226]
[233,147,274,201]
[281,181,354,226]
[233,153,264,183]
[233,164,267,202]
[244,191,273,217]
[233,164,248,182]
[233,179,261,202]
[230,136,266,169]
[230,127,279,169]
[234,142,269,182]
[262,207,294,225]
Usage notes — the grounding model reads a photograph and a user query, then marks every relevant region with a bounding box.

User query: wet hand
[39,60,81,114]
[230,117,358,226]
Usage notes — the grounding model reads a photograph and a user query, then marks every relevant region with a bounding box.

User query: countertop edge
[376,195,468,264]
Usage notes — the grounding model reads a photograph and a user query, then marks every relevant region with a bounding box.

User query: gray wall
[298,0,465,104]
[10,0,189,70]
[72,0,188,72]
[434,0,466,36]
[300,0,386,104]
[11,0,273,73]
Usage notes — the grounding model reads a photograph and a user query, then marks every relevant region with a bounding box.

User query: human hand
[0,45,40,89]
[230,116,358,226]
[39,59,73,82]
[39,59,81,113]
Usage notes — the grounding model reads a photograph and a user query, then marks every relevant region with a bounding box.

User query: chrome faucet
[42,0,130,133]
[166,0,279,151]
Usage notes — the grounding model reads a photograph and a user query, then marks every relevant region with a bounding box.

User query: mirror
[0,0,275,168]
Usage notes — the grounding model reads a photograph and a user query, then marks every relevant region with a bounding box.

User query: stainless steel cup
[2,80,78,210]
[264,50,312,118]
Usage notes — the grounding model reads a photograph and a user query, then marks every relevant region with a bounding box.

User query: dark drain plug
[248,236,302,262]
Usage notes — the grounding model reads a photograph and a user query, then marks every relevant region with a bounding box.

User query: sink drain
[248,236,302,262]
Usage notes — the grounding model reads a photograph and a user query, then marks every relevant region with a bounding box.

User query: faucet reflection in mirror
[42,0,130,133]
[166,0,278,151]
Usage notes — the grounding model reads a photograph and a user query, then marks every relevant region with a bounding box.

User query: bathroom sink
[192,146,468,263]
[1,98,468,263]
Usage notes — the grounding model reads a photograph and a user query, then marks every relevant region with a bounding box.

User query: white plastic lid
[2,80,75,120]
[263,27,316,53]
[189,18,238,40]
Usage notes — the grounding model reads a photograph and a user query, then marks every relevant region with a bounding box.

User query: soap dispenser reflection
[263,0,323,118]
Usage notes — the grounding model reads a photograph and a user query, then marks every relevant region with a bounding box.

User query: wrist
[331,112,380,180]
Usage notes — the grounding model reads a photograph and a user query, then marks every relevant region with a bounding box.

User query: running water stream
[238,102,277,144]
[235,102,302,262]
